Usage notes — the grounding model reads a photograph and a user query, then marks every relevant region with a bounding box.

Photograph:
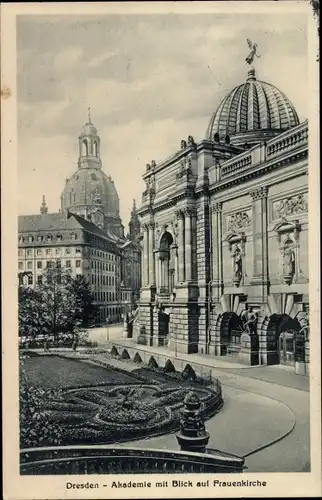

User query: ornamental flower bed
[21,354,223,448]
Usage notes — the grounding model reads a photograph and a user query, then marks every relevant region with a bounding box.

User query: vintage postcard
[1,1,321,499]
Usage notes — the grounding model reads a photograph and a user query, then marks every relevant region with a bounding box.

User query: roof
[18,212,118,245]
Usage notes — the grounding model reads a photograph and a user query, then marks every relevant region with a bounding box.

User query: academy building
[135,66,309,372]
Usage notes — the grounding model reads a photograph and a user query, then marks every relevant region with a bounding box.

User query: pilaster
[249,186,269,300]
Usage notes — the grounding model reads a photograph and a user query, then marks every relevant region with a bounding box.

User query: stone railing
[20,445,245,475]
[221,152,252,178]
[219,121,308,179]
[266,121,308,159]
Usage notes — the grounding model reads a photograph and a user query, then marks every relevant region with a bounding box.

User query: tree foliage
[18,268,98,339]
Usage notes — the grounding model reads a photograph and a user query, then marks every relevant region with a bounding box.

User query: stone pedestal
[238,332,259,365]
[176,392,210,454]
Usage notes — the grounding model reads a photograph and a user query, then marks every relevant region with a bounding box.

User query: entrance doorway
[158,311,169,347]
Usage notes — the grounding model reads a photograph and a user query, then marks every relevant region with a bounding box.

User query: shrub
[148,356,159,369]
[133,352,143,364]
[182,363,197,380]
[110,346,119,357]
[163,359,176,374]
[120,349,131,360]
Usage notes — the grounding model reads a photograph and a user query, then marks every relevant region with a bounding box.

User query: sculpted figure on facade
[181,140,187,149]
[227,211,251,232]
[282,239,295,278]
[276,194,308,218]
[240,307,258,336]
[232,244,243,280]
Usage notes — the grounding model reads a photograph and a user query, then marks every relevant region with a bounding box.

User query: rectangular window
[27,250,32,257]
[56,260,61,268]
[65,248,71,255]
[55,248,61,255]
[28,275,33,285]
[46,249,52,256]
[37,261,42,269]
[18,250,23,257]
[76,260,81,268]
[76,247,81,254]
[37,249,42,256]
[37,275,43,285]
[18,262,23,270]
[66,260,71,268]
[46,261,52,268]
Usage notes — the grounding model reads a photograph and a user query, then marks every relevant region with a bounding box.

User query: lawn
[23,355,136,388]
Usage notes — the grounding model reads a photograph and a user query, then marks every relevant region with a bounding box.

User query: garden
[20,352,222,449]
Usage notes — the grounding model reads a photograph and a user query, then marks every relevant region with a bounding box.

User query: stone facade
[136,69,309,372]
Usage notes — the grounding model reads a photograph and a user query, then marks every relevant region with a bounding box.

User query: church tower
[128,199,140,242]
[60,109,124,239]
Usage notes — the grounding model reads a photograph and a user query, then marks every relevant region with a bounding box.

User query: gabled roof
[18,213,80,232]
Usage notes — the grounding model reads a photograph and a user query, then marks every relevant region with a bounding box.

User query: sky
[17,12,308,227]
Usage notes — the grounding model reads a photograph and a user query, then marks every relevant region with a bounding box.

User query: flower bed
[21,354,223,448]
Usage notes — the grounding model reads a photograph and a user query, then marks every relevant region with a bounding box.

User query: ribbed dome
[61,168,120,217]
[80,122,98,137]
[206,68,300,146]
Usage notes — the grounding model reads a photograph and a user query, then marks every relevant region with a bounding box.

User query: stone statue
[187,135,195,146]
[181,140,187,149]
[241,307,258,335]
[282,242,295,276]
[233,245,243,279]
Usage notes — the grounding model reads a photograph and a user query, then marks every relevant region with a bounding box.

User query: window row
[18,273,73,286]
[18,260,81,270]
[91,261,115,272]
[19,247,82,257]
[93,291,117,302]
[91,248,117,261]
[91,274,115,286]
[19,233,78,243]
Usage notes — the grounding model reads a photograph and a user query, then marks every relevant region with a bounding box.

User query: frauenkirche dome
[206,68,300,146]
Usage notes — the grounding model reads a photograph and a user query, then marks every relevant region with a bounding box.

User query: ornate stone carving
[147,221,155,230]
[273,193,308,219]
[170,220,178,238]
[174,209,185,220]
[232,244,243,285]
[183,206,197,217]
[210,202,222,213]
[281,238,296,285]
[250,186,268,201]
[227,211,251,231]
[187,135,196,148]
[141,223,149,232]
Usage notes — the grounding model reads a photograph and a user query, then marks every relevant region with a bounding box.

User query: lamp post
[106,317,109,343]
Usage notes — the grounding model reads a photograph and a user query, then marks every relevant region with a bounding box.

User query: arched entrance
[266,314,301,366]
[220,312,244,357]
[157,231,174,294]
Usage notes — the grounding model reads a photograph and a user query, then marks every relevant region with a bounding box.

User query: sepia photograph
[1,1,321,499]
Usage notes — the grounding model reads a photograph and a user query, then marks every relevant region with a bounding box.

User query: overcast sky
[17,13,308,227]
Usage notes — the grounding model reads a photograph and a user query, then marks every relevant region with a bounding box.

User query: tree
[18,267,99,340]
[70,275,99,328]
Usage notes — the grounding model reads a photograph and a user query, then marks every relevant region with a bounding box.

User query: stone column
[142,223,149,287]
[249,186,269,290]
[148,222,156,286]
[210,202,223,301]
[184,207,193,282]
[175,209,185,283]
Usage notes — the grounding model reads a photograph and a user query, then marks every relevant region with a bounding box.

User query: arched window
[91,173,97,181]
[47,234,52,242]
[71,233,77,241]
[37,235,43,242]
[82,140,88,157]
[93,141,98,157]
[28,235,34,243]
[56,233,62,242]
